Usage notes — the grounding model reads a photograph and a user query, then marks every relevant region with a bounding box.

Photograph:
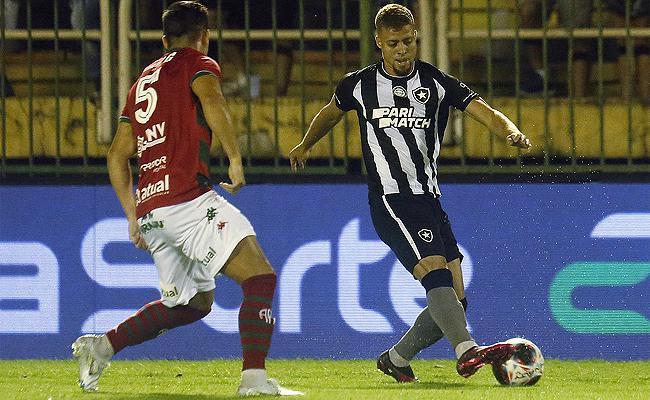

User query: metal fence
[1,0,649,178]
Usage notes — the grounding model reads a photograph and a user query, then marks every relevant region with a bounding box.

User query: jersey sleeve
[438,69,480,111]
[189,54,222,86]
[333,71,358,112]
[119,83,136,124]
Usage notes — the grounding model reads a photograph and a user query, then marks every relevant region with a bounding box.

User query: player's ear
[413,29,418,40]
[162,35,170,49]
[202,28,209,45]
[375,34,381,49]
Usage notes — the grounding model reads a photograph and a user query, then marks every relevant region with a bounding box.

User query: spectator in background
[69,0,117,102]
[601,0,649,102]
[520,0,593,97]
[204,0,294,97]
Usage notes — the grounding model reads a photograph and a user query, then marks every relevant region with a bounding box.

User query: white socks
[96,335,115,359]
[240,369,268,388]
[388,347,410,368]
[455,340,478,359]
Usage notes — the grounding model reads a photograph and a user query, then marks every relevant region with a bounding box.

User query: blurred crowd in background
[1,0,648,100]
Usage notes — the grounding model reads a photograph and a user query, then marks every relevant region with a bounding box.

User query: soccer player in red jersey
[72,2,301,396]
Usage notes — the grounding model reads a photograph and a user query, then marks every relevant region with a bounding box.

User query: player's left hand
[220,159,245,195]
[129,219,148,250]
[506,132,531,149]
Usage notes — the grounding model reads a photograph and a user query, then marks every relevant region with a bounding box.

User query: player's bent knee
[238,264,275,283]
[188,290,214,312]
[222,236,276,284]
[446,257,461,268]
[413,255,447,281]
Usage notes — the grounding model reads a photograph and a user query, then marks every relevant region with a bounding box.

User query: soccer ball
[491,338,544,386]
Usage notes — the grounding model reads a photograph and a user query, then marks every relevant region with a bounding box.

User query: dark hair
[162,1,208,40]
[374,3,415,31]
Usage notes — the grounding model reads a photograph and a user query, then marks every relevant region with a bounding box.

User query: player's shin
[421,269,476,358]
[393,306,444,362]
[392,297,468,362]
[239,273,276,371]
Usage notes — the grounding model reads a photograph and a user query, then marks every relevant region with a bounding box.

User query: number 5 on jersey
[135,68,161,124]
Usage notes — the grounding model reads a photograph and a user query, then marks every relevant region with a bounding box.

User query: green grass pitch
[2,359,649,399]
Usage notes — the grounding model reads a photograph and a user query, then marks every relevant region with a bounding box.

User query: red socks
[106,300,210,354]
[239,274,277,370]
[104,273,277,370]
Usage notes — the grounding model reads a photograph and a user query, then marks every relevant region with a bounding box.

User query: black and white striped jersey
[334,59,479,196]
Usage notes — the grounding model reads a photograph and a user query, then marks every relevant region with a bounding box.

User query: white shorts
[139,190,256,307]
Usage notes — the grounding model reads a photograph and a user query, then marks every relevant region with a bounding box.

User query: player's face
[376,25,417,76]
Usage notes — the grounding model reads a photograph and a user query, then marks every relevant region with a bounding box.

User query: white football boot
[237,369,304,396]
[71,334,112,391]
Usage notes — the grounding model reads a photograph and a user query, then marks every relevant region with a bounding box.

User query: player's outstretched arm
[107,122,147,250]
[192,74,244,194]
[465,97,531,150]
[289,95,345,171]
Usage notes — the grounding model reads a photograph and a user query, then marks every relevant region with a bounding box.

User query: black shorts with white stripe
[369,192,463,274]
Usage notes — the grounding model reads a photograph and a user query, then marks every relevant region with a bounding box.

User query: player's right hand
[289,143,310,172]
[129,219,148,250]
[506,132,532,150]
[220,159,245,195]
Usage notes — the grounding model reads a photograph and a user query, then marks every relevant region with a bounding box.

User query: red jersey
[120,48,221,218]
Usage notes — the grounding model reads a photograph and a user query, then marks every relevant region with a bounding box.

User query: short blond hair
[374,3,415,31]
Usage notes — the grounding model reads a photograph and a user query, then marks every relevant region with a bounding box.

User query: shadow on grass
[345,381,495,391]
[109,394,241,400]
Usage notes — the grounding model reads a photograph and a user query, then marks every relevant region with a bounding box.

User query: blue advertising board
[0,184,648,360]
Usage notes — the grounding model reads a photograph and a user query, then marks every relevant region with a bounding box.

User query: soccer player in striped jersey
[71,2,301,396]
[290,3,531,383]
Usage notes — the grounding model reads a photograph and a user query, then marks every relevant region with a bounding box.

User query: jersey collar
[378,59,417,80]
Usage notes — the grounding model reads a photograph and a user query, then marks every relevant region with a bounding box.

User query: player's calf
[236,273,303,396]
[106,299,211,354]
[238,273,277,370]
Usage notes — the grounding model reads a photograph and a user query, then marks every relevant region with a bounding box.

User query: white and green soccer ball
[492,338,544,386]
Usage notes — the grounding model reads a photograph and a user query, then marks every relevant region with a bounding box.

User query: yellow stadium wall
[1,97,648,160]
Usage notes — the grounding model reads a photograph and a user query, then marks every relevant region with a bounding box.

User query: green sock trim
[242,344,270,351]
[244,295,273,304]
[240,319,274,327]
[240,307,268,313]
[240,332,272,338]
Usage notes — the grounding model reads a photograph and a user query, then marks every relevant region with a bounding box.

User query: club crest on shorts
[412,87,430,104]
[206,207,218,222]
[418,228,433,242]
[393,86,407,98]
